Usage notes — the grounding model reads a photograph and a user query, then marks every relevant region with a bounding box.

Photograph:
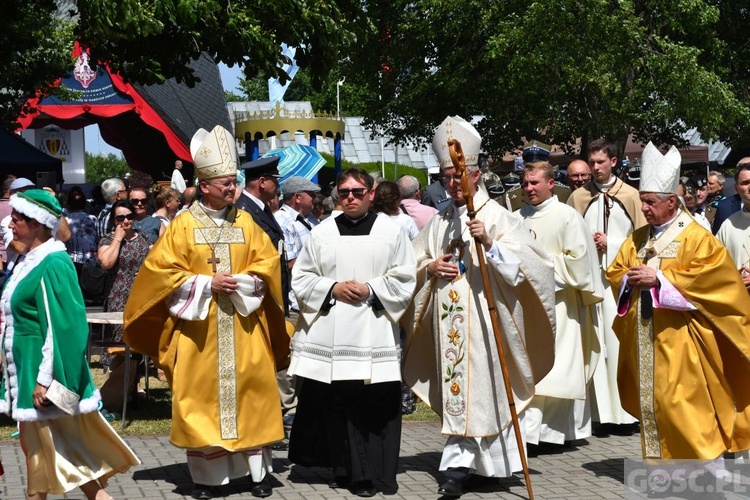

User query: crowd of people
[2,117,750,500]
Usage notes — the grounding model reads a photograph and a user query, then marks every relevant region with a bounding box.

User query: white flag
[268,44,299,106]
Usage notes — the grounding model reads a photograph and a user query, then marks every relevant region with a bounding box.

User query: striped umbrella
[261,144,326,182]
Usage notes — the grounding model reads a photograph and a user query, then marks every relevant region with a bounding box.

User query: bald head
[397,175,420,200]
[567,159,591,190]
[182,186,197,206]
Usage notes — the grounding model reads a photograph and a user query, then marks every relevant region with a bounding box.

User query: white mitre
[640,141,681,194]
[432,116,482,168]
[190,125,238,180]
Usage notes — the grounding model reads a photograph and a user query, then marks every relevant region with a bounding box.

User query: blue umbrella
[261,144,326,182]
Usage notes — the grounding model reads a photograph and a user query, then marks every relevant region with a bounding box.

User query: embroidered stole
[189,204,245,440]
[635,210,692,458]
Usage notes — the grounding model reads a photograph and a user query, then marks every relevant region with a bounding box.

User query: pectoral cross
[207,249,221,273]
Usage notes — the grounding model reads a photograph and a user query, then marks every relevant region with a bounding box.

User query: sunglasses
[114,213,135,222]
[339,188,368,199]
[130,198,147,205]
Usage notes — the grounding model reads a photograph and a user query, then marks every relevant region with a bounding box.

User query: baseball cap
[10,178,35,192]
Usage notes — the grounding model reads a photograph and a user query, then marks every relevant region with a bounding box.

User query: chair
[85,311,148,428]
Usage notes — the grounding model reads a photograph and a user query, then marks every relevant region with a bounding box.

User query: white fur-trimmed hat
[432,116,482,169]
[640,142,681,194]
[190,125,238,181]
[10,189,62,234]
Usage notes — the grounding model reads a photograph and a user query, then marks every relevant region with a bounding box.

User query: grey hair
[708,170,725,185]
[101,178,125,203]
[397,175,420,199]
[330,186,340,204]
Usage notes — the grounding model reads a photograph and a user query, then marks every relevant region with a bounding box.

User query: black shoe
[190,484,215,499]
[271,440,288,451]
[437,477,464,498]
[354,480,377,497]
[251,476,273,498]
[329,475,350,489]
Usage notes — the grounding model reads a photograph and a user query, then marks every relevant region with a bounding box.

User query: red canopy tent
[16,43,231,181]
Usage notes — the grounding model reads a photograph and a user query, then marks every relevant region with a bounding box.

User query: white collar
[530,196,556,211]
[245,191,265,210]
[652,213,680,239]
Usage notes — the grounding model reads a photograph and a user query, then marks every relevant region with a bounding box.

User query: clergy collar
[199,202,230,226]
[450,187,490,217]
[530,196,556,211]
[651,212,680,239]
[594,176,616,190]
[335,210,377,235]
[342,211,374,225]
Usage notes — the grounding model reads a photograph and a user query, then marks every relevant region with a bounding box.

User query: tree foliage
[1,0,372,129]
[0,1,76,127]
[348,0,750,157]
[85,152,129,183]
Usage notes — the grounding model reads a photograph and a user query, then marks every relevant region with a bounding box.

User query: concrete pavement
[0,422,643,499]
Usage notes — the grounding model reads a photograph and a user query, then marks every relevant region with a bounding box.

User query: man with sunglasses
[288,167,417,497]
[125,126,287,499]
[96,177,127,241]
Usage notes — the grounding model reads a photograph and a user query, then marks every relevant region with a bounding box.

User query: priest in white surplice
[287,167,417,497]
[404,117,556,498]
[567,139,646,426]
[520,161,603,445]
[716,164,750,294]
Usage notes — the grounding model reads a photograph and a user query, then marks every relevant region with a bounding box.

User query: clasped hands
[626,265,658,288]
[332,280,370,304]
[593,231,607,252]
[211,272,238,296]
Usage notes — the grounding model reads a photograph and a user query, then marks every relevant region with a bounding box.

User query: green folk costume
[0,239,100,421]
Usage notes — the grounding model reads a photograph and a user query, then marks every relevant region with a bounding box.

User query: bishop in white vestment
[519,162,603,445]
[404,117,555,497]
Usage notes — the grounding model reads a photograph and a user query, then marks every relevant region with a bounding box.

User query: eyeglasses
[114,213,135,222]
[569,174,590,179]
[207,180,238,189]
[130,198,147,205]
[339,188,368,199]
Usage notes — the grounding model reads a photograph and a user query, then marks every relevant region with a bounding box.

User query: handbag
[79,260,112,304]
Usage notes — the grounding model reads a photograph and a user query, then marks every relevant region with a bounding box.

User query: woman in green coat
[0,189,139,500]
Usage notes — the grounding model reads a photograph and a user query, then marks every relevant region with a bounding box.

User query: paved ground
[0,422,644,499]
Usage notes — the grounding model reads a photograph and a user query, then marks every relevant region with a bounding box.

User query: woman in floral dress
[97,200,150,411]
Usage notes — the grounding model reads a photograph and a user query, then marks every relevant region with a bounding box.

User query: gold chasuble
[124,204,288,451]
[607,212,750,459]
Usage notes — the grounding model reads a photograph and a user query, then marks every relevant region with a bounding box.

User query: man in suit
[712,157,750,234]
[421,171,450,212]
[235,157,298,435]
[235,157,287,304]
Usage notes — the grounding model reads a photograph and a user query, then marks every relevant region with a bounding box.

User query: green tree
[85,152,130,183]
[348,0,750,157]
[1,0,372,129]
[0,1,76,127]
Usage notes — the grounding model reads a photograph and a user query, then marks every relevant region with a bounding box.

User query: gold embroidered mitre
[432,116,482,168]
[190,125,238,180]
[640,141,681,194]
